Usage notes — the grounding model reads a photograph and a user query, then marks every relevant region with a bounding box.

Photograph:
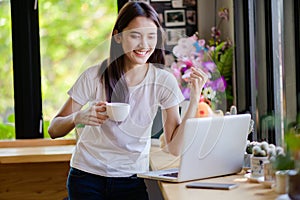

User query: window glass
[0,0,15,139]
[39,0,117,138]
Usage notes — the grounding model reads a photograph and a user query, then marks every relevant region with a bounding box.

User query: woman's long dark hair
[99,2,165,103]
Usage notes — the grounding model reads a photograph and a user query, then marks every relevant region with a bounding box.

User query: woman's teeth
[134,50,147,55]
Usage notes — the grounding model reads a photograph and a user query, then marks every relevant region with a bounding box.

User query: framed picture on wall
[129,0,150,3]
[164,9,186,27]
[172,0,184,8]
[183,0,196,7]
[150,0,171,2]
[186,10,196,25]
[166,28,186,45]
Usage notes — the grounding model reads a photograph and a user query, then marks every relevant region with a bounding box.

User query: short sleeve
[67,66,99,106]
[159,71,185,109]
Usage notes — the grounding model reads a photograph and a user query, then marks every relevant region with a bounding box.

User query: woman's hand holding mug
[74,101,108,126]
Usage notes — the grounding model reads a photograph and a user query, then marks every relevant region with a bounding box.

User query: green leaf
[0,123,15,139]
[285,132,300,153]
[271,153,295,170]
[7,114,15,123]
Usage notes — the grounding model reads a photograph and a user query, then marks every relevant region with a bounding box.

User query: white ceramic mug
[106,102,130,122]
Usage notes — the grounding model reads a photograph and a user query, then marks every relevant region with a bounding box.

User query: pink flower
[202,61,216,73]
[170,10,232,104]
[218,8,229,21]
[181,69,191,81]
[210,76,227,92]
[181,58,193,68]
[211,27,221,39]
[198,39,206,47]
[173,37,195,58]
[171,62,181,79]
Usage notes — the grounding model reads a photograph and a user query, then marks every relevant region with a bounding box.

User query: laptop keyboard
[160,172,178,178]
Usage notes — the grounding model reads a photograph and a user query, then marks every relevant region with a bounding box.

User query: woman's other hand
[188,67,208,103]
[74,101,109,126]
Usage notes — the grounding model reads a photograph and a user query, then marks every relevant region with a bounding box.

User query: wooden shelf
[0,139,75,199]
[0,139,76,164]
[0,138,76,147]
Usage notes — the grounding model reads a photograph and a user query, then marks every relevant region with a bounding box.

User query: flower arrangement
[170,8,233,110]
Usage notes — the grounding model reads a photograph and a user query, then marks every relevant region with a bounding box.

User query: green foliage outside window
[0,0,117,139]
[0,0,14,139]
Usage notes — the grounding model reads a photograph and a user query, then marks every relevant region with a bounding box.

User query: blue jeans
[67,167,149,200]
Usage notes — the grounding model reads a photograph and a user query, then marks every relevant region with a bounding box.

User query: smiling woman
[47,2,207,199]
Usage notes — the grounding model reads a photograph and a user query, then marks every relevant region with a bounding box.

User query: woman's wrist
[72,111,79,126]
[189,95,200,105]
[183,98,199,119]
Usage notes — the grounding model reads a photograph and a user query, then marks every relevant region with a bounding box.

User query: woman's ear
[113,30,121,44]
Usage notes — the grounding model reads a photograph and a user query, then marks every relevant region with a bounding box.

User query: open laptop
[138,114,251,182]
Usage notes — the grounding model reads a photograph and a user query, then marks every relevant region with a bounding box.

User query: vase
[288,170,300,199]
[243,154,251,169]
[250,155,269,177]
[263,161,275,182]
[274,170,289,194]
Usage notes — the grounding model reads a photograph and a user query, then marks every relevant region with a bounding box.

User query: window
[0,0,117,139]
[0,0,14,139]
[40,0,118,138]
[234,0,298,145]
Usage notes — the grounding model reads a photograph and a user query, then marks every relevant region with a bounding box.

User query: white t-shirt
[68,63,185,177]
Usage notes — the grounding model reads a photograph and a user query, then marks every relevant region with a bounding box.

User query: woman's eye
[148,34,157,40]
[148,35,156,40]
[130,34,141,39]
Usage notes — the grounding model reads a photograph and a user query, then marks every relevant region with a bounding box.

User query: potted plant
[269,150,295,171]
[285,130,300,169]
[250,141,272,178]
[271,130,299,196]
[244,140,257,169]
[246,141,284,178]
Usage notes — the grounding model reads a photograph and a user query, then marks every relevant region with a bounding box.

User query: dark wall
[117,0,198,52]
